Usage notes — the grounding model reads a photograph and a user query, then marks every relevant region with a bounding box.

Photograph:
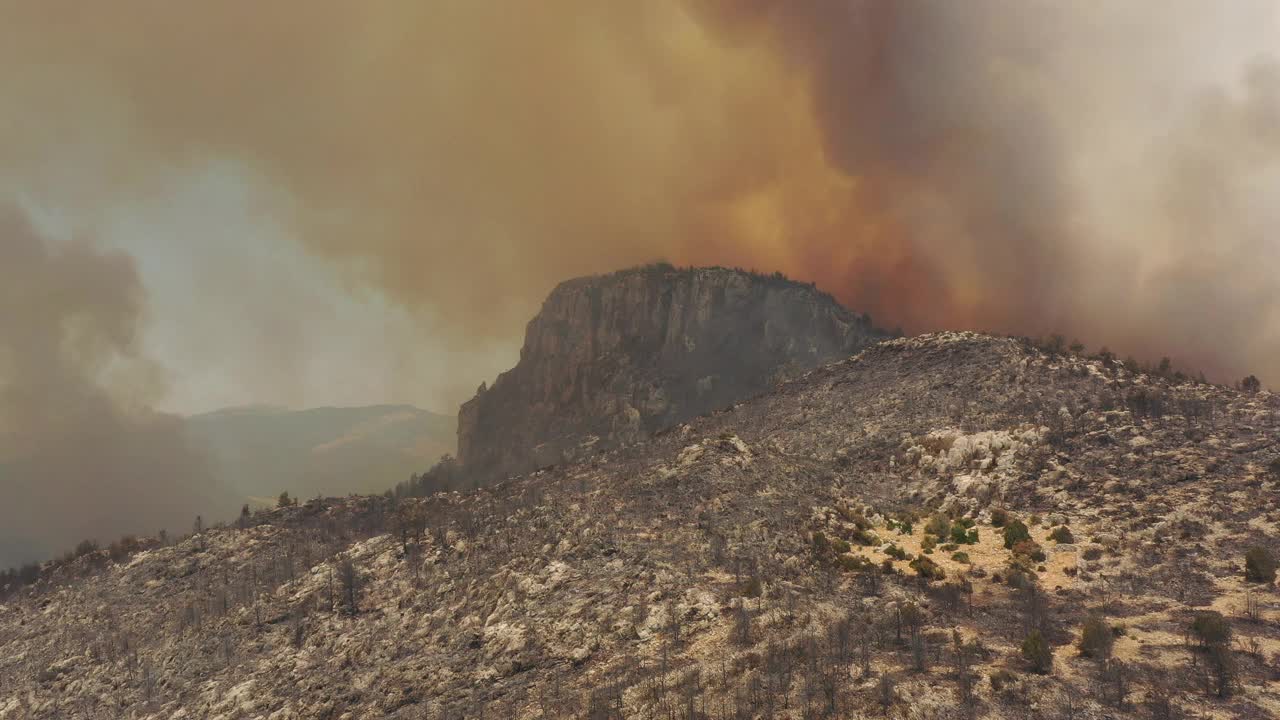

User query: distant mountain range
[185,404,455,506]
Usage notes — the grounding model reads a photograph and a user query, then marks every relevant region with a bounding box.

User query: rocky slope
[456,265,888,480]
[3,333,1279,719]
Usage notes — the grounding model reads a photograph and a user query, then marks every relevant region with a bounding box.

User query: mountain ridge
[456,264,891,481]
[6,332,1278,718]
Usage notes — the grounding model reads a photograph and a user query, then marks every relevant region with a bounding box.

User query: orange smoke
[2,0,1280,396]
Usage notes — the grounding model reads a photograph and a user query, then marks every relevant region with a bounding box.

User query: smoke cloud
[0,207,232,568]
[1,3,1279,538]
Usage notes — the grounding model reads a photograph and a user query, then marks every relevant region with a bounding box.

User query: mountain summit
[457,265,889,479]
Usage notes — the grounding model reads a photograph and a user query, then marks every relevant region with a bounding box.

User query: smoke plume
[1,2,1279,393]
[0,207,230,568]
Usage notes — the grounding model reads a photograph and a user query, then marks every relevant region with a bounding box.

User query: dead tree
[338,556,361,616]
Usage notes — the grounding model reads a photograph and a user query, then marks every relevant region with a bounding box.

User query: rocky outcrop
[457,265,889,479]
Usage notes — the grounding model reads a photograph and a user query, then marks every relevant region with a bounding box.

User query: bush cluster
[1002,520,1031,549]
[1079,615,1114,659]
[1245,546,1276,583]
[1021,630,1053,674]
[925,513,951,540]
[909,555,946,582]
[950,518,979,545]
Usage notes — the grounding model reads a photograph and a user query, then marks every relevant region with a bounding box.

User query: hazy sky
[3,2,1280,563]
[19,163,496,415]
[3,2,1279,418]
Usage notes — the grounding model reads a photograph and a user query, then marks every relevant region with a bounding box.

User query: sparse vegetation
[1012,539,1046,563]
[1022,629,1053,673]
[5,330,1280,717]
[925,513,952,540]
[1079,615,1114,659]
[1003,519,1031,548]
[337,556,361,616]
[1190,611,1231,649]
[1244,546,1276,583]
[950,518,979,545]
[1189,611,1236,698]
[909,555,946,581]
[811,531,830,555]
[989,668,1016,692]
[887,517,914,535]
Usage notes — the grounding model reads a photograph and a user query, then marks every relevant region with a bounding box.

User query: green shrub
[1021,629,1053,673]
[812,532,829,555]
[1245,546,1276,583]
[1190,611,1231,649]
[839,554,873,572]
[909,555,946,582]
[1048,526,1075,544]
[990,508,1009,527]
[1029,514,1042,526]
[921,535,937,554]
[832,538,852,555]
[887,516,915,535]
[1003,520,1031,549]
[949,522,979,545]
[951,551,971,564]
[885,544,909,561]
[1079,615,1114,659]
[925,513,951,540]
[940,543,958,552]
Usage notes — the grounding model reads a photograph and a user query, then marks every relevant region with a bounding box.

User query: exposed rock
[456,265,888,479]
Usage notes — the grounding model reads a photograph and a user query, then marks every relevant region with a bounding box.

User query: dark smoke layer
[0,207,233,567]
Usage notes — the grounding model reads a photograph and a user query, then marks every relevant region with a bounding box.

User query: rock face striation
[457,264,889,479]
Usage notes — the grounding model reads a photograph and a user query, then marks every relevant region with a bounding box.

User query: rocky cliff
[457,264,889,479]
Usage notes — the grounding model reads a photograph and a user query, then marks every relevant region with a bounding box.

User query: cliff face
[457,265,889,479]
